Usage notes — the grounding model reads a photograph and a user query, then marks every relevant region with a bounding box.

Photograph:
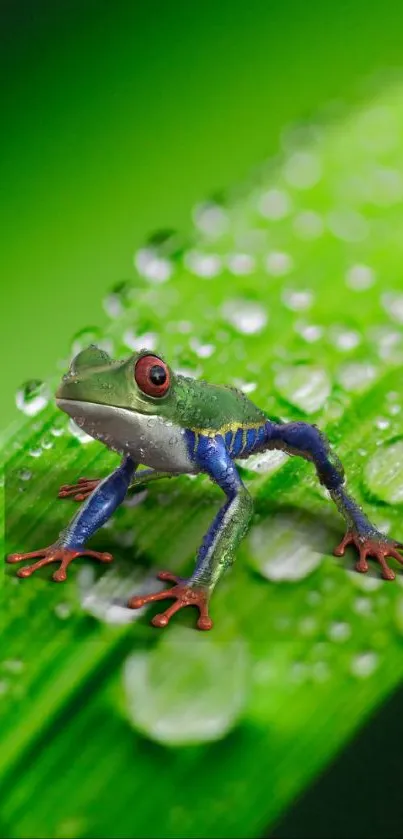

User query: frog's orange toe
[128,572,213,630]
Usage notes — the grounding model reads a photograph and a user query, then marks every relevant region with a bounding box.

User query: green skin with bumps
[6,346,403,631]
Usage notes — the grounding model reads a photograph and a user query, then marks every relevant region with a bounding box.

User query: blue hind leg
[266,420,403,580]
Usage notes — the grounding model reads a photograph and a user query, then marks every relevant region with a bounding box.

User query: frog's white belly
[56,399,196,473]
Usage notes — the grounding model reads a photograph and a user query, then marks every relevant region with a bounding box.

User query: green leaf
[2,81,403,839]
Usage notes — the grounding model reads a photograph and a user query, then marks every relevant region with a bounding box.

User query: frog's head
[56,345,176,449]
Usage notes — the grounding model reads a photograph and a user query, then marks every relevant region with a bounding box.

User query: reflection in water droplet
[345,264,375,291]
[275,365,331,413]
[222,299,268,335]
[363,441,403,504]
[16,380,50,417]
[283,151,322,190]
[258,188,292,220]
[381,292,403,324]
[123,627,249,745]
[184,250,221,278]
[282,288,314,311]
[337,362,377,393]
[350,651,379,678]
[68,419,94,445]
[248,511,328,581]
[123,330,157,352]
[265,251,294,277]
[293,210,324,239]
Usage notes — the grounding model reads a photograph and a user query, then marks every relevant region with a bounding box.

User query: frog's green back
[168,374,268,432]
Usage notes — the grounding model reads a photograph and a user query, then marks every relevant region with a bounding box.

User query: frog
[7,346,403,630]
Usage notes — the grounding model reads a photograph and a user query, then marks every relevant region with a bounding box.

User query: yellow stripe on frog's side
[191,419,265,437]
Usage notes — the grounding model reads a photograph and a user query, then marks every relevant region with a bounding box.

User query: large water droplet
[274,364,331,414]
[345,264,375,291]
[78,565,153,625]
[123,627,249,745]
[192,200,229,239]
[258,188,292,220]
[15,380,50,416]
[222,299,268,334]
[247,511,329,581]
[337,362,377,393]
[350,651,379,678]
[363,440,403,504]
[282,288,314,312]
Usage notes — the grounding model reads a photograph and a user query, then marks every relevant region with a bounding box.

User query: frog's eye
[134,354,170,397]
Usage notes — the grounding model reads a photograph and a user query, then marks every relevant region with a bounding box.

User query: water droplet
[123,627,249,745]
[265,251,294,277]
[247,511,328,581]
[28,447,42,458]
[231,378,257,395]
[222,299,268,335]
[312,661,330,682]
[189,338,216,358]
[283,151,322,190]
[103,280,136,317]
[353,597,373,617]
[193,201,229,239]
[381,292,403,324]
[369,326,403,364]
[294,322,323,343]
[18,468,32,481]
[135,230,181,284]
[337,362,377,393]
[68,418,94,445]
[356,105,398,155]
[258,188,292,220]
[0,681,10,697]
[54,602,72,620]
[350,651,379,678]
[363,440,403,504]
[298,616,317,636]
[345,570,383,591]
[226,253,256,275]
[328,621,351,643]
[274,364,331,414]
[78,565,153,625]
[282,288,314,311]
[3,658,24,674]
[330,326,361,351]
[327,209,368,242]
[243,449,288,475]
[70,327,112,358]
[375,417,390,430]
[345,264,375,291]
[184,250,222,278]
[368,167,403,206]
[123,329,158,352]
[293,210,324,240]
[51,417,66,437]
[16,380,50,417]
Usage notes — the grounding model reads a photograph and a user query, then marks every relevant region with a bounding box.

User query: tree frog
[7,346,403,630]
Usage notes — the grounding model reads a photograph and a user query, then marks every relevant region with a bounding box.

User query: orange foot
[334,530,403,580]
[58,477,101,501]
[128,571,213,631]
[6,545,113,581]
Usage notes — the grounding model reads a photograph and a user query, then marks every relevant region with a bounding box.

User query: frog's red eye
[134,354,170,397]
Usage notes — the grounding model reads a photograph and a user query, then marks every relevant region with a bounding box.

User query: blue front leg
[7,456,137,581]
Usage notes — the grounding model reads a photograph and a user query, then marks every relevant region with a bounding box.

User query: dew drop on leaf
[265,251,294,277]
[103,280,136,318]
[226,253,256,275]
[345,264,375,291]
[15,380,50,416]
[274,364,331,413]
[221,299,268,335]
[363,440,403,504]
[122,626,249,746]
[18,468,32,481]
[350,651,379,678]
[336,362,377,393]
[247,511,329,581]
[123,329,158,352]
[184,250,222,278]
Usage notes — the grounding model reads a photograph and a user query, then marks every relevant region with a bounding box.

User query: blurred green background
[2,0,403,428]
[2,2,403,838]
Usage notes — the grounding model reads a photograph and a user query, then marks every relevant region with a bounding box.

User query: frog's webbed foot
[334,529,403,580]
[58,477,101,501]
[128,571,213,631]
[6,545,113,581]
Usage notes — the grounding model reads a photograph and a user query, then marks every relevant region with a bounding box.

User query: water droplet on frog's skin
[18,468,32,481]
[345,264,376,291]
[258,188,292,220]
[184,250,222,278]
[15,380,50,417]
[282,288,314,311]
[122,627,250,746]
[192,201,229,239]
[350,651,379,678]
[381,292,403,325]
[336,362,377,393]
[274,364,331,414]
[363,440,403,504]
[221,299,268,335]
[265,251,294,277]
[103,280,137,318]
[123,329,158,352]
